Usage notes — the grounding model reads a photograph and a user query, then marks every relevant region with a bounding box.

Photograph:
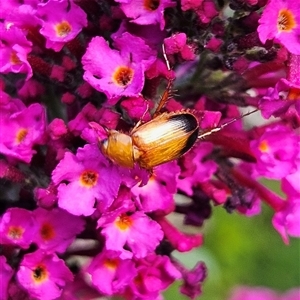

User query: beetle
[101,109,200,169]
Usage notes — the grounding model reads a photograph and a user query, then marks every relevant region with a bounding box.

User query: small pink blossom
[0,100,46,163]
[88,250,137,295]
[32,207,85,253]
[124,254,181,299]
[82,36,146,99]
[132,161,180,213]
[0,208,37,249]
[119,0,175,30]
[250,124,298,179]
[258,0,300,54]
[100,211,163,258]
[0,24,33,80]
[17,250,73,300]
[37,0,87,51]
[0,256,14,300]
[52,144,123,216]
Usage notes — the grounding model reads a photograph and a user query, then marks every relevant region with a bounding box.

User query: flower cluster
[0,0,299,299]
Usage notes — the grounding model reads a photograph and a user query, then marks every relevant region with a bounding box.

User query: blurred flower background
[165,181,300,299]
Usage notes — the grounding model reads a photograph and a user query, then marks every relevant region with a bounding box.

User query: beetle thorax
[101,130,134,168]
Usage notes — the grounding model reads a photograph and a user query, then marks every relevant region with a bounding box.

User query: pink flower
[0,208,37,249]
[118,0,175,30]
[258,0,300,54]
[164,33,196,61]
[52,144,123,216]
[272,195,300,244]
[82,36,146,99]
[177,142,217,196]
[37,0,87,51]
[179,261,207,299]
[228,286,280,300]
[124,254,181,299]
[228,286,300,300]
[17,250,73,300]
[32,207,85,253]
[132,161,180,213]
[250,124,298,179]
[99,211,163,258]
[88,250,137,295]
[272,162,300,244]
[0,256,14,300]
[0,23,33,80]
[0,99,46,163]
[259,78,300,118]
[181,0,218,24]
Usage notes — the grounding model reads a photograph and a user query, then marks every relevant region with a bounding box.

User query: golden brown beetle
[101,110,199,169]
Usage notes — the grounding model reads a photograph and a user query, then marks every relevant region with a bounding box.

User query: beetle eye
[100,139,108,151]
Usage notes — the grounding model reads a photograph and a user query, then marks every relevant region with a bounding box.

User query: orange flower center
[144,0,160,11]
[104,258,119,270]
[112,66,134,87]
[8,226,24,239]
[15,128,28,144]
[259,140,269,152]
[115,213,133,231]
[287,87,300,100]
[277,9,297,32]
[79,170,99,188]
[32,264,48,283]
[10,51,22,65]
[55,21,72,37]
[40,223,55,241]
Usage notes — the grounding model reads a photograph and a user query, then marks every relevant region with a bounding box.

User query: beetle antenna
[198,108,259,139]
[162,43,171,71]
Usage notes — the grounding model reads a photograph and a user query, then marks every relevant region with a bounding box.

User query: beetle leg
[131,102,150,131]
[153,78,174,118]
[153,44,175,118]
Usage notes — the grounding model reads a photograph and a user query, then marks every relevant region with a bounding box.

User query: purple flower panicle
[1,0,299,299]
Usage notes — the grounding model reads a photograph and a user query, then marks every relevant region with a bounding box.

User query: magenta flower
[272,164,300,244]
[119,0,175,30]
[52,144,122,216]
[250,124,298,179]
[124,254,181,299]
[164,33,196,60]
[179,262,207,299]
[181,0,218,24]
[99,211,163,259]
[17,250,73,300]
[113,32,157,71]
[259,78,299,118]
[0,256,14,300]
[272,195,300,244]
[132,161,180,213]
[228,286,300,300]
[82,36,145,99]
[0,24,33,80]
[32,208,85,253]
[37,0,87,51]
[0,100,46,163]
[258,0,300,54]
[177,142,217,196]
[0,208,37,249]
[228,286,280,300]
[87,250,137,295]
[1,0,300,297]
